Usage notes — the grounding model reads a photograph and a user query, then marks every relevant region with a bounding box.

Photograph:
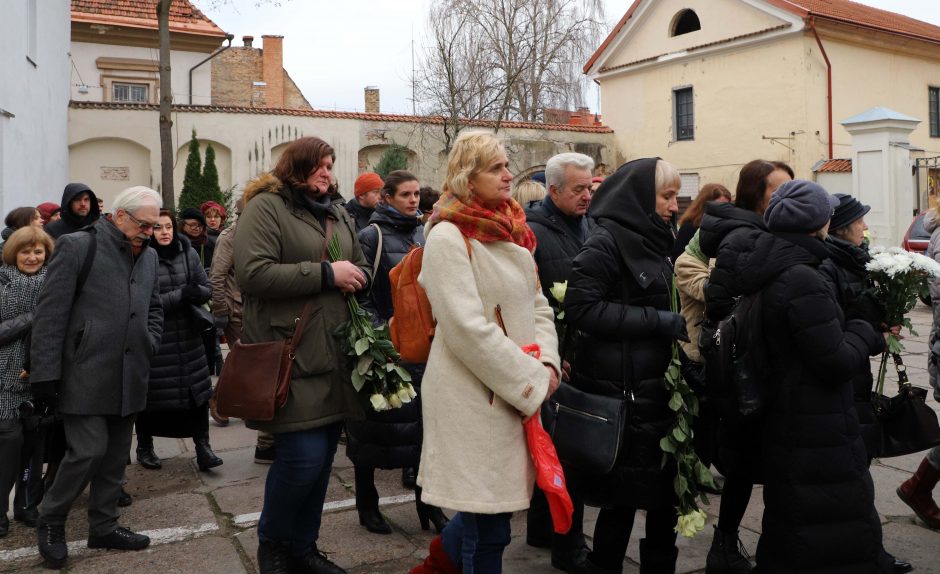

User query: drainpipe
[189,34,235,105]
[808,17,833,160]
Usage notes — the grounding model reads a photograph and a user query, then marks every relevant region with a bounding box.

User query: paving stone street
[2,307,939,573]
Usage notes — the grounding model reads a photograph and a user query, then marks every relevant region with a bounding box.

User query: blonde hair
[2,226,54,266]
[512,181,546,206]
[655,159,681,194]
[443,131,506,201]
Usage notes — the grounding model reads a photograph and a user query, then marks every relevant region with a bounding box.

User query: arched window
[671,9,701,37]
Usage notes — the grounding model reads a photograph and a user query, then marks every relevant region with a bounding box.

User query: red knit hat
[37,202,61,222]
[354,172,384,197]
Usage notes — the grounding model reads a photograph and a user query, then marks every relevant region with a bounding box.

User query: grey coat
[30,218,163,417]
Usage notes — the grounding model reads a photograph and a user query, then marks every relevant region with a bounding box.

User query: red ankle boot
[897,457,940,529]
[410,535,459,574]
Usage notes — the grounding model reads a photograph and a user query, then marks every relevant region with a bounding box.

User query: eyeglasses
[125,211,155,232]
[183,221,204,231]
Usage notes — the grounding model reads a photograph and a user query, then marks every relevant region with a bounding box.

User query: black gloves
[656,310,690,343]
[181,284,203,303]
[214,314,230,332]
[30,380,58,408]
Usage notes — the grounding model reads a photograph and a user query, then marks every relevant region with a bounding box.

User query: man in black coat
[524,152,595,571]
[29,186,164,568]
[44,183,101,239]
[345,172,383,231]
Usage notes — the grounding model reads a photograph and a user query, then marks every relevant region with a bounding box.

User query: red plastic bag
[525,416,573,534]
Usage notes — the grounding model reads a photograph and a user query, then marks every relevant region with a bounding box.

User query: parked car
[902,212,932,305]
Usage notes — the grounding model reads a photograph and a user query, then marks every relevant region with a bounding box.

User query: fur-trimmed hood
[242,172,283,205]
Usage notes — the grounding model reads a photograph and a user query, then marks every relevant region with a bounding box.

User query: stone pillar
[261,35,284,108]
[841,107,920,247]
[364,86,380,114]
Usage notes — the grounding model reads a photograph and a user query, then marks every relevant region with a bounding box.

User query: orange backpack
[388,235,471,363]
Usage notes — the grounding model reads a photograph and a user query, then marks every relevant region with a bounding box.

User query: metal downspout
[189,34,235,105]
[809,17,833,160]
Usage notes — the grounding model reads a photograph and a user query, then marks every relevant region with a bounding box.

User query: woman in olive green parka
[234,136,370,574]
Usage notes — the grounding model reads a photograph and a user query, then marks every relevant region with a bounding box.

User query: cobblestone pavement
[2,307,939,573]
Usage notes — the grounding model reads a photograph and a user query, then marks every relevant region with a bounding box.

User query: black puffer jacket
[565,158,678,509]
[820,237,885,459]
[344,197,374,231]
[145,235,212,412]
[525,196,594,305]
[733,233,889,574]
[346,204,424,469]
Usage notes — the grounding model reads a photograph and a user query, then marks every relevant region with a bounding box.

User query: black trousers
[590,506,677,570]
[527,483,586,551]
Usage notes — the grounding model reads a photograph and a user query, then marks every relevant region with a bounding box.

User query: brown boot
[209,395,229,426]
[897,457,940,529]
[410,535,459,574]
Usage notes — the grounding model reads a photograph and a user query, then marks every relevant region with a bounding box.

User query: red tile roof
[68,101,615,134]
[71,0,227,37]
[813,158,852,173]
[586,0,940,74]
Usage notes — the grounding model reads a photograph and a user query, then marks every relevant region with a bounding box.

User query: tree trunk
[157,0,175,211]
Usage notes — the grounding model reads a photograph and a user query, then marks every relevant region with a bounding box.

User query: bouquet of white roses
[866,246,940,393]
[328,234,416,412]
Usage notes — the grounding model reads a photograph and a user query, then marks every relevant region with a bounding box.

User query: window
[930,87,939,137]
[674,87,694,141]
[112,83,149,103]
[671,9,701,37]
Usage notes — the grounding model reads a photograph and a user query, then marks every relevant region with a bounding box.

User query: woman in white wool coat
[410,130,561,574]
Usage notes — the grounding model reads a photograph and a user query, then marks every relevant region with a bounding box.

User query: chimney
[261,35,284,108]
[364,86,380,114]
[242,35,253,48]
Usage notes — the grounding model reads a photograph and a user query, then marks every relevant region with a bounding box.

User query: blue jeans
[441,512,512,574]
[258,423,342,556]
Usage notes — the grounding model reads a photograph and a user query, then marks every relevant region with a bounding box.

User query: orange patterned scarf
[429,192,536,253]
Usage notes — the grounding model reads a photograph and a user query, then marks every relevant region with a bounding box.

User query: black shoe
[136,446,162,470]
[87,526,150,550]
[401,467,417,489]
[358,508,392,535]
[117,488,133,507]
[194,436,223,471]
[527,533,553,549]
[14,506,39,527]
[705,526,753,574]
[291,548,347,574]
[0,515,8,538]
[552,544,590,572]
[258,539,292,574]
[416,502,449,533]
[569,556,621,574]
[37,519,68,568]
[891,556,914,574]
[255,445,276,464]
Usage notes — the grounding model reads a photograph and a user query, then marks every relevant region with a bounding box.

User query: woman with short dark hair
[235,136,370,574]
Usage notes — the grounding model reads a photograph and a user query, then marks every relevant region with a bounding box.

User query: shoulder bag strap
[370,223,383,279]
[74,230,98,303]
[291,217,337,353]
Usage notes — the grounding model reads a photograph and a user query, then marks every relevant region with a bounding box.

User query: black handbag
[190,304,215,333]
[543,382,626,475]
[872,352,940,458]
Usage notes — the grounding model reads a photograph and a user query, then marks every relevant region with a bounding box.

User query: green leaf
[350,369,365,392]
[659,436,676,453]
[394,365,412,382]
[357,355,372,376]
[354,338,369,355]
[674,474,689,496]
[695,461,715,488]
[667,365,681,381]
[556,310,565,321]
[672,426,687,442]
[668,392,683,412]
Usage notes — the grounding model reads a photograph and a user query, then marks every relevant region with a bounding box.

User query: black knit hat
[763,180,839,233]
[829,193,871,232]
[178,207,207,227]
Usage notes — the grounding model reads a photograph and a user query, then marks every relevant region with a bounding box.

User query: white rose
[549,282,568,305]
[397,388,412,404]
[370,394,389,412]
[389,393,403,409]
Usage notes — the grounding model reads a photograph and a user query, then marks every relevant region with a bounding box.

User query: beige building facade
[586,0,940,200]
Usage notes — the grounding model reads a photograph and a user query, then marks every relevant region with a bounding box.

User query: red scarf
[429,192,537,253]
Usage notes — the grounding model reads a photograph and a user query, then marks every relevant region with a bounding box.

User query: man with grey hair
[30,186,164,568]
[524,152,595,572]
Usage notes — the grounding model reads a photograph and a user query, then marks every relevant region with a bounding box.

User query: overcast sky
[196,0,940,116]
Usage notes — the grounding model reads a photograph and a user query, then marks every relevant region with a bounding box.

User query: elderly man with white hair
[29,186,164,568]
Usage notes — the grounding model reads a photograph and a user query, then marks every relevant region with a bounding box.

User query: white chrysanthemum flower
[911,252,940,277]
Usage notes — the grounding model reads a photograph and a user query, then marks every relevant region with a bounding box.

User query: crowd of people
[0,131,938,574]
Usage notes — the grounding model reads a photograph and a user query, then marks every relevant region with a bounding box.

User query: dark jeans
[40,414,136,536]
[258,423,342,556]
[590,506,677,570]
[354,465,380,511]
[441,512,512,574]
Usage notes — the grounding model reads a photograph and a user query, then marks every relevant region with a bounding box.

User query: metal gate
[915,155,940,213]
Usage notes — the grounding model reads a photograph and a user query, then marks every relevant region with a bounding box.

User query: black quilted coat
[145,235,212,412]
[525,197,594,306]
[564,158,678,509]
[346,204,424,469]
[713,227,890,573]
[819,237,886,459]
